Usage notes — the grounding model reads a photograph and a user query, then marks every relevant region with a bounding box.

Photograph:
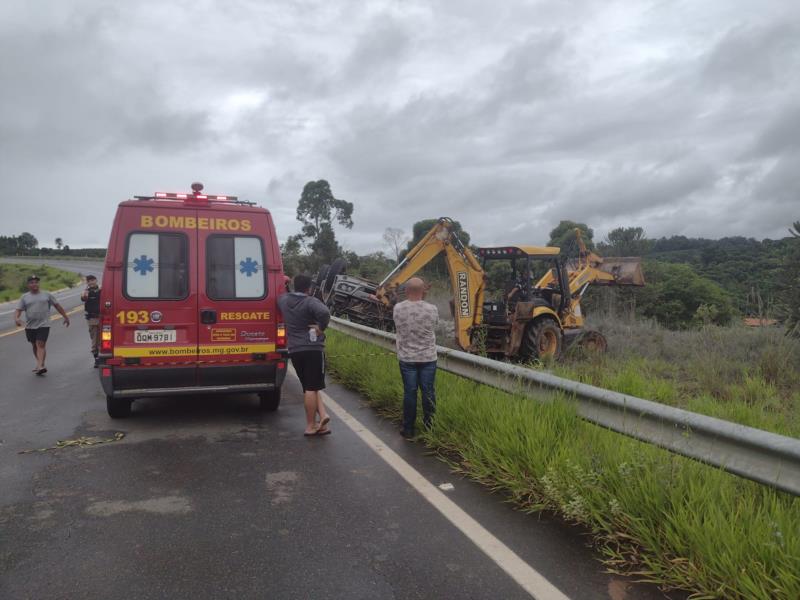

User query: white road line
[313,382,571,600]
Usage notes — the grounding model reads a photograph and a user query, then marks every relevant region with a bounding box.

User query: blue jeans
[399,361,437,434]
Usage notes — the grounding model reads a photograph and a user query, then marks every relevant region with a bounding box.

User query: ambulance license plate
[134,330,176,344]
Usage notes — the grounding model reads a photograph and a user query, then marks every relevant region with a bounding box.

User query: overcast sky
[1,0,798,253]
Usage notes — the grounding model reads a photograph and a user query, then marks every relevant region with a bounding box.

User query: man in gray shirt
[14,274,71,375]
[392,277,439,438]
[277,274,332,436]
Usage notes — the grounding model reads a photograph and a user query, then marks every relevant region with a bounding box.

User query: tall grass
[326,331,800,599]
[556,314,800,437]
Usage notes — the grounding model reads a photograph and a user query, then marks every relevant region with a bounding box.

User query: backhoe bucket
[596,257,645,286]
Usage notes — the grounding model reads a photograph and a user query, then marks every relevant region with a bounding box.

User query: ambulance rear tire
[259,388,281,412]
[106,395,132,418]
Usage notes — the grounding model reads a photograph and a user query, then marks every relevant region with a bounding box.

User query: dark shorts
[25,327,50,343]
[290,350,325,392]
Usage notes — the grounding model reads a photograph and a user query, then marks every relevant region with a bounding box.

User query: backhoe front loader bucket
[595,257,645,286]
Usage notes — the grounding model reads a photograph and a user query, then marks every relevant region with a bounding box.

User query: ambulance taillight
[277,323,286,349]
[101,323,113,353]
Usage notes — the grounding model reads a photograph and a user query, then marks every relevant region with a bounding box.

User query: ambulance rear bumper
[100,363,287,398]
[111,382,278,399]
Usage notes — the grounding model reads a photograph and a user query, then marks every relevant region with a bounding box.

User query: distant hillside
[645,235,792,313]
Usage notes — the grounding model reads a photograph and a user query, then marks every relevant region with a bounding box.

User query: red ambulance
[97,183,287,418]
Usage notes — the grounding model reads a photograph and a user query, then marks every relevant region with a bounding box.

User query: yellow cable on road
[18,432,125,454]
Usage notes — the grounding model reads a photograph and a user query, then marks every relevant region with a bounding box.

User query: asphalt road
[0,258,104,331]
[0,263,679,600]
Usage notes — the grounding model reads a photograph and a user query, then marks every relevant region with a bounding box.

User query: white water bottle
[308,326,318,342]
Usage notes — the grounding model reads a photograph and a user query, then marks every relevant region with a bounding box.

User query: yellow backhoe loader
[314,217,644,360]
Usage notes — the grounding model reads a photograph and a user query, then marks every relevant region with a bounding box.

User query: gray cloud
[1,0,798,253]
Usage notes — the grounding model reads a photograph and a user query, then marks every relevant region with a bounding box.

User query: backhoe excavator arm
[534,229,645,328]
[375,218,485,350]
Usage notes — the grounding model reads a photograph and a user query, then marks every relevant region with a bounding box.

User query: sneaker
[400,429,415,440]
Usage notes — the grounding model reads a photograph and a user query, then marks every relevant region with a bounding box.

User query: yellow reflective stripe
[113,343,276,358]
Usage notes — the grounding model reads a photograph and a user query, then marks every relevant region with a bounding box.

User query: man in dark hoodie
[277,274,332,436]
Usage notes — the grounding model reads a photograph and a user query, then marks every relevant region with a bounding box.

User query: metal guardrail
[329,317,800,496]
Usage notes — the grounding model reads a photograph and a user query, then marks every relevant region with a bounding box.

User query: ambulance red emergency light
[98,183,287,418]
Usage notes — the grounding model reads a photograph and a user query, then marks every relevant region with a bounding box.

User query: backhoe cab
[312,218,644,361]
[476,245,571,360]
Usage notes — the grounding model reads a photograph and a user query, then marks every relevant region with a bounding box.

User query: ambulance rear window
[206,235,266,300]
[125,233,189,299]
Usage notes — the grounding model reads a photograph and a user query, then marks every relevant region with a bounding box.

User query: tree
[55,237,64,251]
[354,251,395,281]
[310,222,341,266]
[602,226,651,256]
[294,180,353,269]
[382,227,409,263]
[17,232,38,255]
[0,236,19,255]
[633,261,736,328]
[781,221,800,336]
[296,180,353,240]
[280,234,313,277]
[547,221,593,257]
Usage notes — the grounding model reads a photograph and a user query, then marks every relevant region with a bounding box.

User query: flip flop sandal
[303,430,319,437]
[316,428,332,436]
[318,416,330,430]
[34,369,46,376]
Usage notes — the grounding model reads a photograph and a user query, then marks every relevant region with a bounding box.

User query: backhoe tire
[578,330,607,353]
[520,318,562,361]
[259,388,281,412]
[106,395,132,419]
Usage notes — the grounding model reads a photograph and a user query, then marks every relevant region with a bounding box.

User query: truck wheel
[259,388,281,412]
[323,258,347,301]
[312,265,330,299]
[521,318,562,361]
[106,395,132,418]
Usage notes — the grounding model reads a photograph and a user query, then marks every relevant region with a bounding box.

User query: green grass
[0,263,81,302]
[326,331,800,599]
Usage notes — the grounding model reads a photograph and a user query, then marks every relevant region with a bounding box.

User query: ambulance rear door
[111,205,199,388]
[196,208,277,385]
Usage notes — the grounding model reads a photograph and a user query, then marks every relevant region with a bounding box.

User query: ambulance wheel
[259,388,281,412]
[106,395,132,418]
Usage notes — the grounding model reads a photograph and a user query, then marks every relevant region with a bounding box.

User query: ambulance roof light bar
[149,192,237,202]
[133,181,253,204]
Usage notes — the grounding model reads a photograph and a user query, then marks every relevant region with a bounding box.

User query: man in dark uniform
[81,275,101,367]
